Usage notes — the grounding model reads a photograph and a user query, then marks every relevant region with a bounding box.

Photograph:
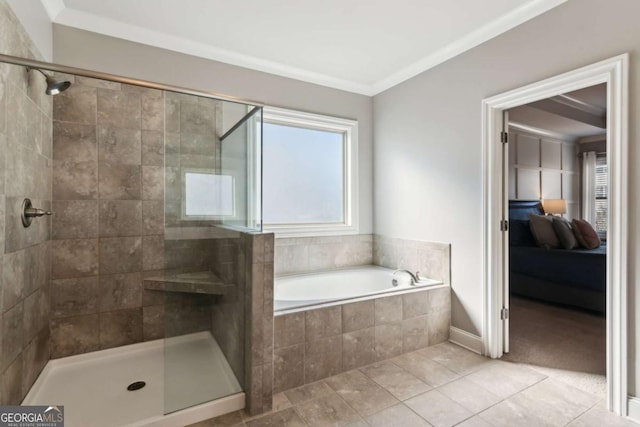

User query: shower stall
[0,52,273,427]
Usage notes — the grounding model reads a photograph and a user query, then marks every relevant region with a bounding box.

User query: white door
[501,110,510,353]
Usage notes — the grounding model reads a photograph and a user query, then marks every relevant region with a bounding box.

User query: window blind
[595,154,608,232]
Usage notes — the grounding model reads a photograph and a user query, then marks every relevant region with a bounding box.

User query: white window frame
[261,106,359,237]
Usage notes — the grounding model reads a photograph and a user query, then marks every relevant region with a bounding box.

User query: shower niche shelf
[143,271,233,295]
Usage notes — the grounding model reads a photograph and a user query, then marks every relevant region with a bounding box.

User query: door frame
[481,54,629,415]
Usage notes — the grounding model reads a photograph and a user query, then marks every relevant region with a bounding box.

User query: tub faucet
[392,270,419,286]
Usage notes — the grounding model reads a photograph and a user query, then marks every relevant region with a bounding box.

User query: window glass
[263,123,344,224]
[184,172,234,217]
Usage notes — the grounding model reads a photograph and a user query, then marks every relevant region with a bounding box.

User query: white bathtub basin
[275,265,442,312]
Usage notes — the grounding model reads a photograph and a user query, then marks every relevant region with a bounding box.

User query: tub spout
[392,269,419,286]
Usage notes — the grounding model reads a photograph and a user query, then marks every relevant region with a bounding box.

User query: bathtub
[272,265,450,392]
[274,265,442,312]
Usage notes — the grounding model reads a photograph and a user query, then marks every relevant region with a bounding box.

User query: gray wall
[52,25,374,236]
[0,0,52,405]
[49,0,640,395]
[372,0,639,393]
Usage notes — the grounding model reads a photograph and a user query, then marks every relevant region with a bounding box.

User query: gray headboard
[508,200,544,220]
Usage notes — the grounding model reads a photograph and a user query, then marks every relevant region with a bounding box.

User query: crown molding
[52,7,373,95]
[48,0,566,96]
[371,0,568,94]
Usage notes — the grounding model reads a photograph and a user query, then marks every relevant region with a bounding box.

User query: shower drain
[127,381,146,391]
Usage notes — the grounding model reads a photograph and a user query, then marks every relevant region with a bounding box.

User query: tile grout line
[561,398,604,426]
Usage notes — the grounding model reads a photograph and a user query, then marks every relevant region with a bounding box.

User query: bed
[509,200,606,313]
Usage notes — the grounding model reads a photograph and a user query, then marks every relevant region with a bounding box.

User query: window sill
[264,223,359,238]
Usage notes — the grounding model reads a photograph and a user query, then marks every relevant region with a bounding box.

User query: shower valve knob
[21,198,53,228]
[25,208,52,217]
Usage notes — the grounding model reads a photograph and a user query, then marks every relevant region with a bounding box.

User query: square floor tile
[186,410,244,426]
[360,361,432,400]
[273,392,293,412]
[419,342,491,374]
[245,407,307,427]
[509,378,600,426]
[285,381,335,405]
[325,370,399,417]
[456,416,494,427]
[405,389,473,427]
[567,405,639,426]
[438,377,502,413]
[366,404,430,427]
[392,352,459,387]
[296,394,360,427]
[465,361,546,399]
[479,399,551,427]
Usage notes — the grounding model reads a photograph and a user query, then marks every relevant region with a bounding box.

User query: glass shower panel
[220,106,263,231]
[161,92,262,414]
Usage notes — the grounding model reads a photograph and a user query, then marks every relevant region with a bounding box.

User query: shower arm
[27,67,49,79]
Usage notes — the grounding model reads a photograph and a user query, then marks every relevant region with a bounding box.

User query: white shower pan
[23,331,244,427]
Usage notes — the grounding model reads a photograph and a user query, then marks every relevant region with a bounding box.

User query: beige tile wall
[275,234,373,276]
[374,235,451,284]
[273,286,451,393]
[0,0,53,405]
[275,234,450,285]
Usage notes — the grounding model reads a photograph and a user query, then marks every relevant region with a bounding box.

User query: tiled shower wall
[208,231,275,415]
[49,75,167,357]
[0,1,53,404]
[243,233,275,415]
[164,92,222,228]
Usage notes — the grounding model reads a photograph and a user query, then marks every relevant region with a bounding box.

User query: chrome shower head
[28,67,71,95]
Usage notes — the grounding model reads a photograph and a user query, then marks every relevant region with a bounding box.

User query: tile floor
[188,342,637,427]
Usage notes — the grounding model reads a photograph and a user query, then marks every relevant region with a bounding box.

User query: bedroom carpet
[503,296,606,397]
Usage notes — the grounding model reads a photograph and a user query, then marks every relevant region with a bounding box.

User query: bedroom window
[595,154,608,233]
[262,107,358,237]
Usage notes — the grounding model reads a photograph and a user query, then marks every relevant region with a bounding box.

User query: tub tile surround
[274,234,450,285]
[275,235,373,275]
[273,287,451,393]
[373,234,451,284]
[0,0,53,405]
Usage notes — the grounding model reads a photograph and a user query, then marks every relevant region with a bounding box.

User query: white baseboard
[627,396,640,423]
[449,326,483,354]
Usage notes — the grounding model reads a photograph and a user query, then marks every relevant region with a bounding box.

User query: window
[182,170,235,219]
[262,107,358,236]
[595,154,607,233]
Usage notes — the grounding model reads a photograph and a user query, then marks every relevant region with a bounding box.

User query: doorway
[481,54,628,415]
[502,83,607,396]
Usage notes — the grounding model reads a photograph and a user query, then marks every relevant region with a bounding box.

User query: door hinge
[500,219,508,232]
[501,131,508,143]
[500,307,509,320]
